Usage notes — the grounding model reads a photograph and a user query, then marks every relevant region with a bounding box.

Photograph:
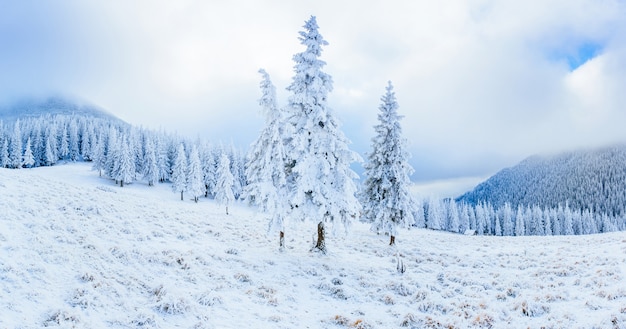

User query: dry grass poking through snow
[1,163,626,328]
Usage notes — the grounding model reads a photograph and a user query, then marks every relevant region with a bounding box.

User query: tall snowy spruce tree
[285,16,361,253]
[360,82,415,245]
[245,69,290,249]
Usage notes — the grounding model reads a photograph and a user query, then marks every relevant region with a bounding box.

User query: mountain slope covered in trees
[456,145,626,216]
[0,96,120,123]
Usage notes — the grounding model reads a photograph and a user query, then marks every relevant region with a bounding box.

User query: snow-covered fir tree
[413,199,426,228]
[426,197,444,231]
[116,135,135,187]
[171,143,188,201]
[0,138,9,168]
[9,120,22,169]
[447,199,460,234]
[22,137,35,168]
[284,16,361,253]
[215,152,235,215]
[515,206,525,236]
[244,69,290,249]
[502,203,514,236]
[142,136,159,186]
[186,145,204,203]
[360,81,415,245]
[202,146,219,198]
[68,119,80,161]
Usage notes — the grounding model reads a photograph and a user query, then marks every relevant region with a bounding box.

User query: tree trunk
[120,180,124,188]
[389,235,395,246]
[279,231,285,250]
[194,196,198,203]
[314,221,326,253]
[226,206,229,215]
[180,191,184,201]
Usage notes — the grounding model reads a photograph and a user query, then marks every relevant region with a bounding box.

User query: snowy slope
[1,163,626,328]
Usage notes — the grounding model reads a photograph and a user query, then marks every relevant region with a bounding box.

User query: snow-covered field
[1,163,626,328]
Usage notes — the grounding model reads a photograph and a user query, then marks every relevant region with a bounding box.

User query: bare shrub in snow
[197,291,223,306]
[79,272,95,283]
[156,296,191,315]
[332,277,343,285]
[517,300,549,317]
[225,248,239,255]
[387,282,414,297]
[253,286,278,306]
[318,282,348,300]
[472,313,494,327]
[43,310,80,327]
[414,289,428,302]
[69,288,92,309]
[130,313,157,327]
[381,295,395,305]
[329,315,372,329]
[234,273,251,283]
[400,313,452,329]
[152,285,167,300]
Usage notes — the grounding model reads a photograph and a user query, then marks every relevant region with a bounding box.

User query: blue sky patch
[563,42,603,71]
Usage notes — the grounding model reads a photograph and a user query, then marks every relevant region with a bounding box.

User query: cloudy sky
[2,0,626,190]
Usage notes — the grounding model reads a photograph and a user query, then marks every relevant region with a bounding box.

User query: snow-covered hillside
[457,145,626,217]
[1,163,626,328]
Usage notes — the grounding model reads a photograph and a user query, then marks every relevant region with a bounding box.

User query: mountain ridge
[456,144,626,216]
[0,96,121,123]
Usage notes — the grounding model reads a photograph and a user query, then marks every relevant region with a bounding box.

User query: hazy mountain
[0,96,121,122]
[456,145,626,216]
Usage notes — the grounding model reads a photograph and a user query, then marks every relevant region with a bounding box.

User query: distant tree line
[417,198,626,236]
[0,114,247,213]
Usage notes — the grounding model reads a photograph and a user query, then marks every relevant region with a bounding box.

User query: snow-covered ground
[1,163,626,328]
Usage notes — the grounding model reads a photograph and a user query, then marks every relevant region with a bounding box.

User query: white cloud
[2,0,626,182]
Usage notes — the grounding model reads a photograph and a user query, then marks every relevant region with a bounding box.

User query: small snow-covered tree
[215,152,235,215]
[142,137,159,186]
[171,143,188,200]
[58,124,69,161]
[459,203,471,233]
[514,206,525,236]
[447,199,460,233]
[562,203,575,235]
[68,119,80,161]
[494,211,502,236]
[284,16,361,253]
[202,146,219,197]
[413,199,426,228]
[22,137,35,168]
[0,138,9,168]
[360,82,415,245]
[9,120,22,169]
[426,197,444,231]
[116,135,135,187]
[186,145,204,203]
[475,203,486,235]
[544,208,553,236]
[245,69,290,249]
[581,209,596,235]
[502,203,514,236]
